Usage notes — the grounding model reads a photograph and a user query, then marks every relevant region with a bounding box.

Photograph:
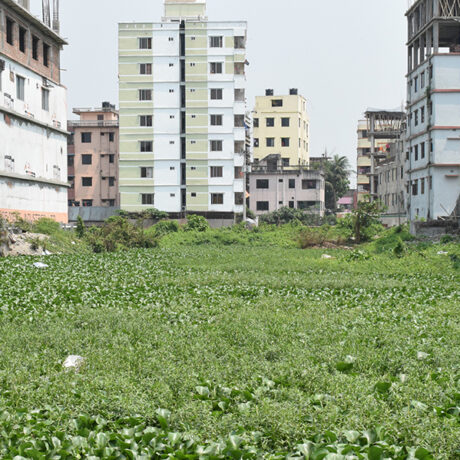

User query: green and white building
[118,0,247,215]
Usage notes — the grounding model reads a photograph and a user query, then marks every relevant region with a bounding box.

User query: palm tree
[324,155,351,212]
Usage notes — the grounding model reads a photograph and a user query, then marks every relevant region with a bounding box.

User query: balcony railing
[68,120,119,127]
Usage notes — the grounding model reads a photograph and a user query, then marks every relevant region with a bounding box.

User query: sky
[31,0,408,181]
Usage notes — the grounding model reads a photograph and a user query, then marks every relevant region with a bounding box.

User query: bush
[32,218,60,235]
[13,213,32,233]
[147,220,180,238]
[440,234,454,244]
[183,215,209,232]
[76,216,86,238]
[260,207,324,226]
[141,208,169,220]
[84,216,157,253]
[297,228,326,248]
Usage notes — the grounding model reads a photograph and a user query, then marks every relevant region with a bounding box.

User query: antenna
[52,0,60,33]
[42,0,50,27]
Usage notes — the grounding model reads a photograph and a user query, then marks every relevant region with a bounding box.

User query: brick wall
[0,3,62,83]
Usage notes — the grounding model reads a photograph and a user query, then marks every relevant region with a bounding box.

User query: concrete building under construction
[0,0,68,223]
[406,0,460,221]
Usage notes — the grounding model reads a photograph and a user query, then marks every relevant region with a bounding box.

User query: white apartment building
[118,0,247,216]
[406,0,460,220]
[0,0,68,223]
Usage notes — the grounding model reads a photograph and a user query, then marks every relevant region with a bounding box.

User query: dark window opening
[82,177,92,187]
[272,99,283,107]
[211,193,224,205]
[32,36,39,60]
[140,141,153,152]
[140,115,153,127]
[256,201,269,211]
[81,132,92,143]
[43,43,50,67]
[81,154,92,165]
[19,27,26,53]
[109,177,115,187]
[6,18,14,46]
[82,199,93,207]
[289,179,295,189]
[302,179,317,189]
[266,117,275,127]
[142,194,154,205]
[281,117,290,127]
[109,154,115,164]
[256,179,269,189]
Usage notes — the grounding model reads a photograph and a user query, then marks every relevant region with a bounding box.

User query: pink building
[67,102,119,208]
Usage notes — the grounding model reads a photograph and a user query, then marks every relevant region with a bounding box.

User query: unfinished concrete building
[406,0,460,221]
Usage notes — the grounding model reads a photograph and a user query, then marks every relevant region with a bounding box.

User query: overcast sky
[31,0,408,179]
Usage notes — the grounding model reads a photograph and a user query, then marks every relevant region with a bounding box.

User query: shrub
[13,213,32,233]
[183,215,209,232]
[393,238,407,258]
[76,216,86,238]
[260,207,324,226]
[142,208,169,220]
[440,234,454,244]
[84,216,157,253]
[147,220,180,238]
[32,218,60,235]
[297,228,326,248]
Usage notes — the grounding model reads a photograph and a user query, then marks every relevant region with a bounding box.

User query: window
[82,199,93,207]
[41,88,49,111]
[43,43,50,67]
[139,89,152,101]
[281,138,290,147]
[140,115,153,127]
[289,201,294,209]
[266,138,275,147]
[210,166,223,177]
[234,192,244,205]
[210,36,223,48]
[82,177,92,187]
[169,89,174,93]
[16,76,25,101]
[302,179,317,189]
[234,36,245,49]
[234,166,243,179]
[32,36,39,60]
[109,132,115,142]
[254,138,259,147]
[6,18,14,45]
[81,132,92,143]
[253,118,259,128]
[109,154,115,164]
[97,114,104,121]
[210,114,223,126]
[421,178,425,194]
[414,144,419,161]
[109,177,115,187]
[234,114,245,127]
[210,140,223,151]
[421,72,425,88]
[210,88,223,100]
[67,156,74,167]
[281,117,290,127]
[266,118,275,127]
[289,179,295,189]
[282,158,290,167]
[421,142,425,159]
[210,62,223,74]
[142,194,154,205]
[421,106,425,123]
[19,27,26,53]
[272,99,283,107]
[256,179,269,189]
[82,154,92,165]
[414,110,418,126]
[140,141,153,152]
[211,193,224,205]
[257,201,269,211]
[139,37,152,49]
[412,180,418,196]
[298,201,317,210]
[140,63,152,75]
[414,76,418,92]
[168,37,174,41]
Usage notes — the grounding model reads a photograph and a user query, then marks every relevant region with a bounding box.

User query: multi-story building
[118,0,247,217]
[406,0,460,221]
[0,0,68,223]
[249,154,325,217]
[67,102,119,208]
[252,89,310,168]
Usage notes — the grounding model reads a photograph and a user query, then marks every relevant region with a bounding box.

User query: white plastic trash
[33,262,49,269]
[321,254,333,259]
[437,251,448,256]
[63,355,85,370]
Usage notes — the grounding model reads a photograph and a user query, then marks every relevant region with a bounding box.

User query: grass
[0,244,459,458]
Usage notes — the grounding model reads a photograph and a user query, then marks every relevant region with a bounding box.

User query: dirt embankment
[0,232,50,257]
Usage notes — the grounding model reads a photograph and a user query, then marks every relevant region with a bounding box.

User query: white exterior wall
[0,56,68,222]
[406,54,460,221]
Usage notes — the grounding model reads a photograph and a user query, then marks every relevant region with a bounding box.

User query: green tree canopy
[324,155,351,211]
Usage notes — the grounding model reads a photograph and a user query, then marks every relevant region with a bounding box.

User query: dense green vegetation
[0,240,459,458]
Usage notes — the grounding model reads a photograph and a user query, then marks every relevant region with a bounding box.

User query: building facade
[67,103,119,208]
[0,0,68,223]
[253,89,310,167]
[249,154,325,217]
[118,0,247,216]
[406,0,460,220]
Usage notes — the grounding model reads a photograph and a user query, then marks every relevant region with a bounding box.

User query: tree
[352,199,384,243]
[324,155,351,212]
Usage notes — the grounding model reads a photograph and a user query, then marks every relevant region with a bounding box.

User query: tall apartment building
[67,103,119,208]
[118,0,247,216]
[0,0,68,223]
[406,0,460,220]
[252,89,309,167]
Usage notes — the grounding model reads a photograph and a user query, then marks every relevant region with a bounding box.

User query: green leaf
[335,362,353,373]
[368,446,383,460]
[374,382,392,394]
[415,447,432,459]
